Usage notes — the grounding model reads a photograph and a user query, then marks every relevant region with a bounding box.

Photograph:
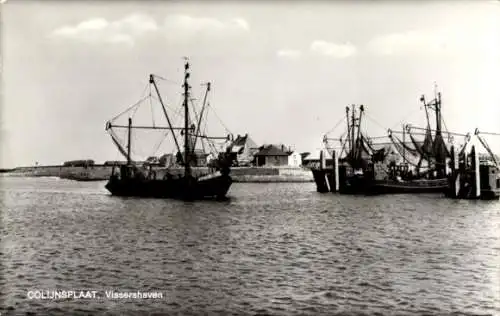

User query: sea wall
[4,165,313,182]
[6,165,112,180]
[231,167,313,182]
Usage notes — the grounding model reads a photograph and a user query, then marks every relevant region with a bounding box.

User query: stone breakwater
[3,165,313,182]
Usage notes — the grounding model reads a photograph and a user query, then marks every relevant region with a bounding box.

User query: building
[254,144,290,167]
[287,151,303,167]
[228,133,259,166]
[104,160,127,166]
[63,159,95,167]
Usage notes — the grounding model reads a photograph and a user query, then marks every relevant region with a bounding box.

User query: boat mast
[183,60,191,177]
[435,92,442,138]
[345,106,351,154]
[351,104,356,158]
[402,123,406,166]
[356,105,364,160]
[434,91,445,177]
[127,117,132,165]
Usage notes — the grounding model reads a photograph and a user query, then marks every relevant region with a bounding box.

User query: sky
[1,0,500,168]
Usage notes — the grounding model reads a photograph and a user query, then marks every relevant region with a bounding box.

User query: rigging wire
[149,85,155,127]
[364,113,388,133]
[151,74,181,85]
[189,98,208,153]
[207,103,232,135]
[150,97,185,156]
[150,95,183,114]
[109,93,150,123]
[388,106,423,130]
[108,74,233,163]
[109,83,150,122]
[324,116,346,136]
[131,100,142,118]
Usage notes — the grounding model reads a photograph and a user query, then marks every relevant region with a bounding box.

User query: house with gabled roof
[254,144,291,166]
[228,133,259,166]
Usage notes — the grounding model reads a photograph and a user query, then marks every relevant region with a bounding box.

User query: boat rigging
[104,59,233,200]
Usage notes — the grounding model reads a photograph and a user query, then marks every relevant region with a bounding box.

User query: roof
[230,133,258,149]
[231,145,243,153]
[233,134,248,146]
[254,144,290,156]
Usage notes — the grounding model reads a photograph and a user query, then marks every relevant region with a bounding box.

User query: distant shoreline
[1,165,314,183]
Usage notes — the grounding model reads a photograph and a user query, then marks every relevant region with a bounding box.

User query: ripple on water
[1,179,499,315]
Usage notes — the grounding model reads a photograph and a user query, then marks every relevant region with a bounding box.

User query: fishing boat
[312,89,460,195]
[104,59,233,200]
[312,104,382,194]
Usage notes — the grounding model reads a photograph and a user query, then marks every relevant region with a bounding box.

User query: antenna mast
[351,104,356,157]
[345,106,351,155]
[183,58,191,177]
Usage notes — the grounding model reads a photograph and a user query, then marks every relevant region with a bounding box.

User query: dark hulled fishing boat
[312,89,459,195]
[377,91,452,193]
[104,60,232,200]
[312,104,382,194]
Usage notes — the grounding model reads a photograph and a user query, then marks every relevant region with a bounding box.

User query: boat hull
[368,179,448,194]
[105,173,232,200]
[312,168,448,195]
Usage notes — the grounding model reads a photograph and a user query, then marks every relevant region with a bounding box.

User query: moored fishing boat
[311,104,381,194]
[312,88,462,195]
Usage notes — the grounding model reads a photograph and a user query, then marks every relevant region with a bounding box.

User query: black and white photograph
[1,0,500,315]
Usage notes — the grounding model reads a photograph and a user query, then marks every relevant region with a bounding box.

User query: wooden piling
[473,145,481,198]
[333,150,339,192]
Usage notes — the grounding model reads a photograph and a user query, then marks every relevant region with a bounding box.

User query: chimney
[281,144,284,151]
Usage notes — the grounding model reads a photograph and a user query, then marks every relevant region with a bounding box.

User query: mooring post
[320,150,326,170]
[320,150,330,192]
[452,145,460,198]
[332,150,339,192]
[473,145,481,198]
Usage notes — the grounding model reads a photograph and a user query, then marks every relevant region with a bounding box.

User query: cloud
[367,30,447,56]
[50,13,250,46]
[231,18,250,32]
[163,14,250,40]
[310,40,357,58]
[276,49,302,59]
[50,14,158,46]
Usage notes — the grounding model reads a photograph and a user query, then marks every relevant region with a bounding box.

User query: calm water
[1,177,499,316]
